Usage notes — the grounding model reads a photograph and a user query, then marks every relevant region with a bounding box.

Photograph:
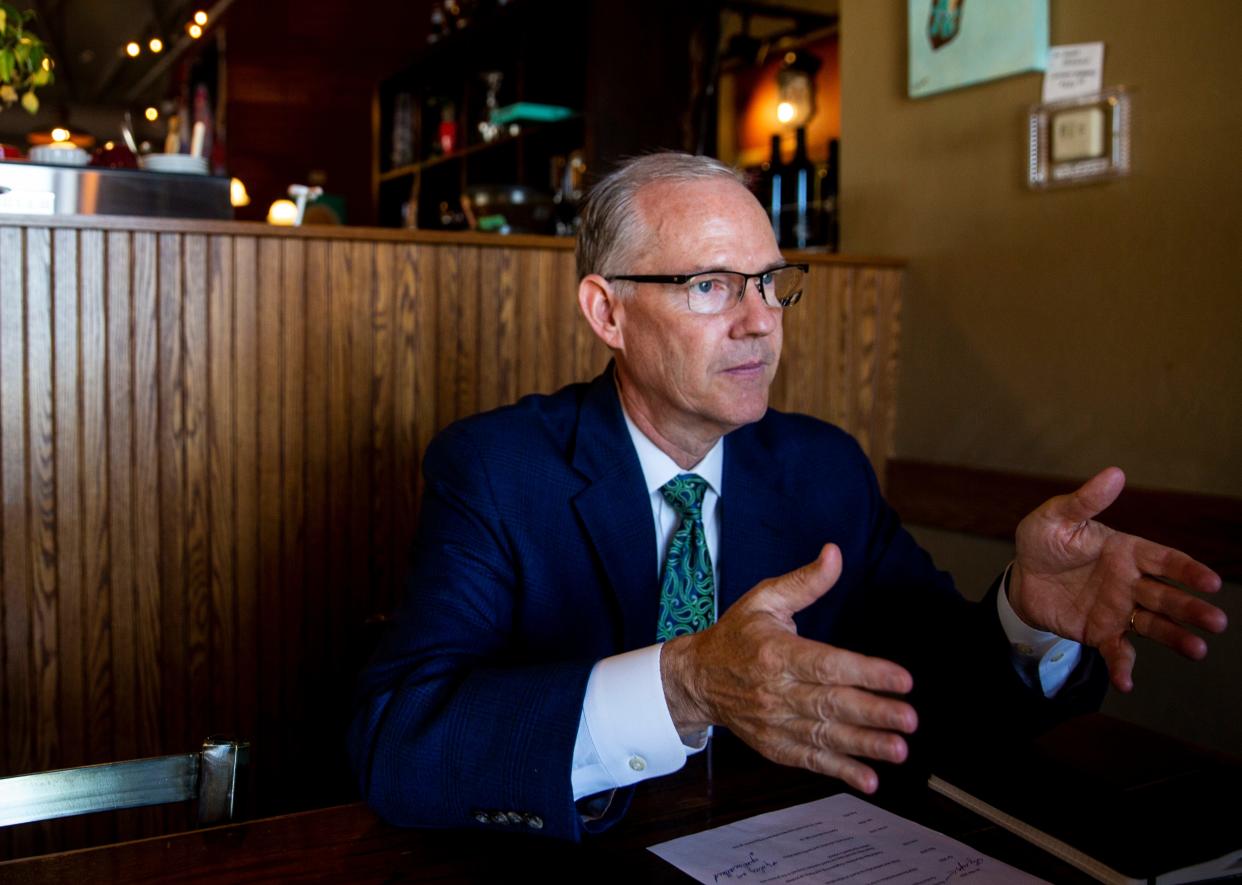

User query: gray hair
[575,152,746,283]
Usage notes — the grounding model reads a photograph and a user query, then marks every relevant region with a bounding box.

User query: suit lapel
[719,425,801,611]
[571,367,661,651]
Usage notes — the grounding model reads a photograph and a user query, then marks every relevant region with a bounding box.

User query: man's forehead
[635,178,780,267]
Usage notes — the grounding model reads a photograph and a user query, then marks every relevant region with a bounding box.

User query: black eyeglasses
[605,264,809,315]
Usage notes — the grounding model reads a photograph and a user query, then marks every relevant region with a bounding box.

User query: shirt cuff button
[628,755,647,772]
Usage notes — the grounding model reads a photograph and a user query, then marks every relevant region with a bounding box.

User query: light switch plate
[1028,87,1130,188]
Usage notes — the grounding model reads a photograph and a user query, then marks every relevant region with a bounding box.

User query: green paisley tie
[656,474,715,641]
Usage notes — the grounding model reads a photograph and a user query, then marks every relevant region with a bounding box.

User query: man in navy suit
[349,153,1226,841]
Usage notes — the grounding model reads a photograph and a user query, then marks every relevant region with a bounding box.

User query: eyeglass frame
[603,263,810,313]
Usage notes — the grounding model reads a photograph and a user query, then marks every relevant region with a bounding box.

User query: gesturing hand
[659,544,918,794]
[1008,467,1226,693]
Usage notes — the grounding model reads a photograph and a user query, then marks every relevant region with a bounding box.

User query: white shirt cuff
[997,563,1082,698]
[570,643,699,801]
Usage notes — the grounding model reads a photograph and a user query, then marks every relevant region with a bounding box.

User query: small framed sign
[1028,87,1131,188]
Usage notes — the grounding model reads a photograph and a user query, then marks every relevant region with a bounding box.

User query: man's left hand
[1008,466,1227,693]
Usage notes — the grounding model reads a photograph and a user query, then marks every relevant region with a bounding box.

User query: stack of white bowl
[139,154,209,175]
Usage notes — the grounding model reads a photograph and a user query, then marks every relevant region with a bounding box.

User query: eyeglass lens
[685,267,804,314]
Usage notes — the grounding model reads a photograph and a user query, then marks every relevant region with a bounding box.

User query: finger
[1135,543,1225,596]
[749,543,843,618]
[1099,634,1136,693]
[1135,577,1229,634]
[803,718,910,765]
[785,683,918,734]
[784,745,883,794]
[1131,609,1210,660]
[1046,466,1126,524]
[785,638,914,696]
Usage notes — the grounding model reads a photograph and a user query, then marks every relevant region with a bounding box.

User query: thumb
[752,543,843,618]
[1047,466,1126,524]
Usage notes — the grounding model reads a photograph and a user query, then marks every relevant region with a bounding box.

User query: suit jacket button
[525,814,544,830]
[505,811,525,825]
[491,811,510,825]
[474,811,490,824]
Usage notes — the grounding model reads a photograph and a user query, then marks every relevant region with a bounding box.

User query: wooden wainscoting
[0,216,902,857]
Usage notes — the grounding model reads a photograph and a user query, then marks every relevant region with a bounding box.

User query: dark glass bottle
[782,127,814,249]
[760,133,784,243]
[820,137,840,252]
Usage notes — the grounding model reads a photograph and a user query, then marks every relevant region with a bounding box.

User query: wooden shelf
[378,118,577,183]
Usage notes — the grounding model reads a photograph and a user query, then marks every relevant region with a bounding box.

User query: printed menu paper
[649,793,1047,885]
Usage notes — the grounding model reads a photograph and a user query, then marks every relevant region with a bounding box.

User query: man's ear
[578,274,625,351]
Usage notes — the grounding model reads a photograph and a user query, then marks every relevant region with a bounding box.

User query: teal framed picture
[908,0,1049,98]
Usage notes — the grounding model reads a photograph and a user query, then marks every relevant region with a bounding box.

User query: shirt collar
[620,404,724,497]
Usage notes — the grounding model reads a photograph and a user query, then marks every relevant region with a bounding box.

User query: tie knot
[660,474,708,518]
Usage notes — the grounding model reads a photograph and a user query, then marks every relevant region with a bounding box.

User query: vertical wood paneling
[182,235,211,749]
[280,238,307,802]
[348,242,374,644]
[455,246,480,420]
[231,236,259,786]
[496,248,518,407]
[26,227,58,776]
[157,233,186,759]
[255,236,283,807]
[131,232,161,763]
[80,230,112,768]
[370,244,395,621]
[206,234,236,742]
[1,226,32,783]
[392,243,424,586]
[302,240,329,745]
[51,228,84,786]
[0,220,902,859]
[434,246,460,429]
[476,249,501,414]
[325,239,353,755]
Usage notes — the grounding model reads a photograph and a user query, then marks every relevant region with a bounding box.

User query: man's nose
[731,278,779,336]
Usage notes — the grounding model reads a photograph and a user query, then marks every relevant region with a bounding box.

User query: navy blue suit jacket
[349,366,1103,840]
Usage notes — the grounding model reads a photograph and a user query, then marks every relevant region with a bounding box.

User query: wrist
[659,635,712,738]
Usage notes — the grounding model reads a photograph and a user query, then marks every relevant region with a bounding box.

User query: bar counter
[0,214,904,858]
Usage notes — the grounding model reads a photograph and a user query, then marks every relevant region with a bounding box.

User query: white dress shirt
[569,410,1081,801]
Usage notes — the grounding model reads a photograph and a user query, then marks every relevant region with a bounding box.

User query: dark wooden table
[0,735,1093,884]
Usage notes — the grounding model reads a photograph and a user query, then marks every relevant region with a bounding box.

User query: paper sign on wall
[1042,42,1105,102]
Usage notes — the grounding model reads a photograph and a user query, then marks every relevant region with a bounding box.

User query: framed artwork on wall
[908,0,1049,98]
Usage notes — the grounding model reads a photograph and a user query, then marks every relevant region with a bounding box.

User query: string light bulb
[193,10,208,26]
[188,23,203,39]
[145,106,159,121]
[126,41,141,57]
[51,127,70,142]
[149,37,163,53]
[776,101,796,124]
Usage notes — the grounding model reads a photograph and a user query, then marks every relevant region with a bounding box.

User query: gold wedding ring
[1129,607,1139,633]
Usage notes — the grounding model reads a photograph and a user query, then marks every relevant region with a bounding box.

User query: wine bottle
[760,134,784,243]
[821,137,839,252]
[783,127,814,249]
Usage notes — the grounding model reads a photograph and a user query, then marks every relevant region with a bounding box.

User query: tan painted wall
[841,0,1242,497]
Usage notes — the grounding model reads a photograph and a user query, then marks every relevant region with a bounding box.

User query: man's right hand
[659,543,918,794]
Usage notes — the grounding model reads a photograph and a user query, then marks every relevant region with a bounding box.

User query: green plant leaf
[0,49,13,84]
[21,88,37,113]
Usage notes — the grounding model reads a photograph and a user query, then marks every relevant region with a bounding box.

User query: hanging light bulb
[149,37,163,53]
[188,23,203,39]
[145,106,159,121]
[193,10,208,26]
[126,41,141,57]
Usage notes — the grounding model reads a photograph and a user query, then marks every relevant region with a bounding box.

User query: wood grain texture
[0,220,904,858]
